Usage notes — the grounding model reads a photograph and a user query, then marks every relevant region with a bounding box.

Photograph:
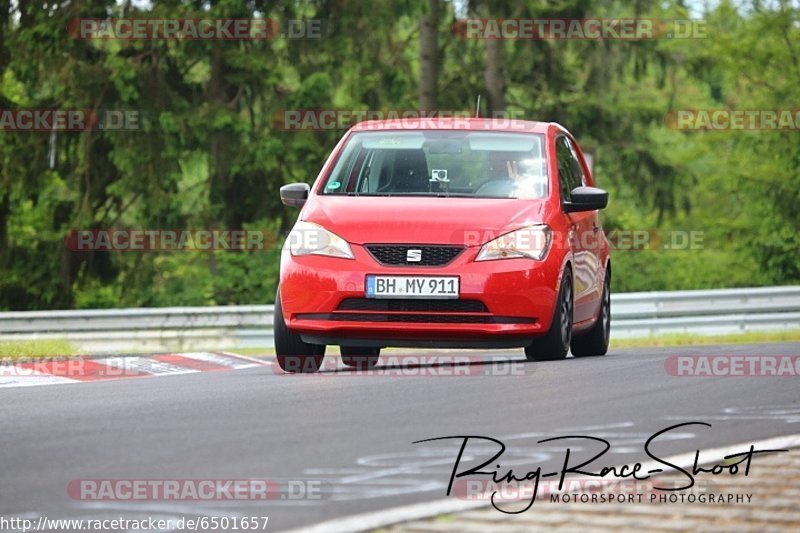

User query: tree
[419,0,440,109]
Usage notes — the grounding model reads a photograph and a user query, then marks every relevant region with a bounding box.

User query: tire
[340,346,380,369]
[274,288,326,373]
[571,270,611,357]
[525,268,573,362]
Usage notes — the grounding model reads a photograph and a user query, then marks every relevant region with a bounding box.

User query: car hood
[302,196,548,246]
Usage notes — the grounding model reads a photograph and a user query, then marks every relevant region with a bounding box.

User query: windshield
[321,131,548,199]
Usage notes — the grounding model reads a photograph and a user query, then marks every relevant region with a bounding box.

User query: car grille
[365,244,464,266]
[322,313,499,323]
[296,313,534,324]
[295,298,535,325]
[337,298,488,313]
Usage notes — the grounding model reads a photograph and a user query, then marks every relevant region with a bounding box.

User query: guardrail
[1,286,799,353]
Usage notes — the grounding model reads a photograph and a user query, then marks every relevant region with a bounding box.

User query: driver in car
[479,154,547,199]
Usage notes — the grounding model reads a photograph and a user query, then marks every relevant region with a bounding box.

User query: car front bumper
[278,244,562,348]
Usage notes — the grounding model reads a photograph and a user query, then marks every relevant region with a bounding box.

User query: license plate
[365,275,459,299]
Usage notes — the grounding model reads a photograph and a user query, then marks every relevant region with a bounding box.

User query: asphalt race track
[2,343,799,531]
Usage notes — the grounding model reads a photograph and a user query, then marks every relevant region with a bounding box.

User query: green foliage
[0,0,797,311]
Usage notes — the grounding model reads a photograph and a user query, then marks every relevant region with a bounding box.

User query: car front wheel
[274,288,326,372]
[571,270,611,357]
[525,268,572,362]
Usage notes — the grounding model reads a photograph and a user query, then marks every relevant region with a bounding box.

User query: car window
[322,131,548,199]
[565,138,586,187]
[555,136,583,202]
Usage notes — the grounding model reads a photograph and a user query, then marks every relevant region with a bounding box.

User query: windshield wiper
[329,192,479,198]
[381,192,476,198]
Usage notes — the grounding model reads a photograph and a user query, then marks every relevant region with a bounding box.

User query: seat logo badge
[406,249,422,262]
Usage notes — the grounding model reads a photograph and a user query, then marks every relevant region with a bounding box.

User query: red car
[275,118,610,372]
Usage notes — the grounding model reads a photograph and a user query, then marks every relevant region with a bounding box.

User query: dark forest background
[1,0,798,310]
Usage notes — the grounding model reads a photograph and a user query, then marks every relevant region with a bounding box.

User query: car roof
[349,117,555,134]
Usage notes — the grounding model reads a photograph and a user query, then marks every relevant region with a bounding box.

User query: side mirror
[280,183,310,208]
[563,186,608,213]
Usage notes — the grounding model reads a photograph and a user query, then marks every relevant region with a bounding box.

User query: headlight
[286,221,354,259]
[475,224,551,261]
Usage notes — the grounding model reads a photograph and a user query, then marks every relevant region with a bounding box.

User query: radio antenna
[474,95,481,118]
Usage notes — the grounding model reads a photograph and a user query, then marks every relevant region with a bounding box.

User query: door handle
[592,222,599,233]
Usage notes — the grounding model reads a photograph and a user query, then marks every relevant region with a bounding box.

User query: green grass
[3,330,797,361]
[231,330,800,357]
[222,347,275,357]
[609,329,800,349]
[0,339,79,358]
